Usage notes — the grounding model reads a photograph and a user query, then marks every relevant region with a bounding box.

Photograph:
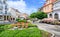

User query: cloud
[7,0,37,15]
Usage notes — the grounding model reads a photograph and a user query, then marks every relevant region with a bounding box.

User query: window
[0,12,3,14]
[0,15,2,19]
[0,0,2,4]
[47,6,49,10]
[54,13,58,19]
[5,11,7,14]
[3,0,6,4]
[49,13,52,18]
[5,5,7,10]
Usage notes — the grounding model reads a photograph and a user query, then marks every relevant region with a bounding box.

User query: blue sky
[7,0,46,14]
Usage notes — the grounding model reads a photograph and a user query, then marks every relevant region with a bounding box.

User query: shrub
[28,23,37,27]
[16,18,27,23]
[20,20,27,23]
[16,18,20,21]
[0,24,12,30]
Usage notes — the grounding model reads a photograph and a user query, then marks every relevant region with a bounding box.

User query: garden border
[37,27,55,37]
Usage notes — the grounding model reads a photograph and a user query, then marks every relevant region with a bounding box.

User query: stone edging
[47,31,55,37]
[51,33,55,37]
[41,29,55,37]
[32,23,55,37]
[37,27,55,37]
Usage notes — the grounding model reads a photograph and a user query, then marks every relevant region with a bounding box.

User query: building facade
[51,0,60,20]
[41,0,57,19]
[0,0,19,23]
[20,13,29,20]
[42,0,54,13]
[38,7,43,12]
[8,8,21,21]
[45,0,60,20]
[0,0,11,22]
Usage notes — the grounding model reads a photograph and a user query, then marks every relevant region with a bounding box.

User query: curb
[51,33,55,37]
[41,29,55,37]
[37,26,55,37]
[32,23,55,37]
[47,31,55,37]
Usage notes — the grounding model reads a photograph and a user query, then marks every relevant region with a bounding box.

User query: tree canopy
[30,11,47,19]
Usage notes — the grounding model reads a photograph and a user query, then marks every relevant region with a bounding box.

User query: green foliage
[16,18,21,22]
[0,25,12,30]
[0,25,5,33]
[28,23,37,27]
[16,18,27,23]
[4,25,13,29]
[0,28,42,37]
[0,24,51,37]
[22,20,27,23]
[30,11,47,19]
[36,12,47,19]
[0,24,12,33]
[30,12,36,18]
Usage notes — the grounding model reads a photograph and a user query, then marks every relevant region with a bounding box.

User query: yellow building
[39,0,57,19]
[43,0,56,13]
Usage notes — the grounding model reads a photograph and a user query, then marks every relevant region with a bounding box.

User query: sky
[7,0,46,15]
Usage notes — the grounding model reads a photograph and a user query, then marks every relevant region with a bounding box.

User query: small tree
[30,12,36,18]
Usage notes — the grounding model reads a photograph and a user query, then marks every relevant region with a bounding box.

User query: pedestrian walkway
[33,22,60,37]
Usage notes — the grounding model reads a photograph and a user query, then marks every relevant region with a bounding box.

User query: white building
[48,0,60,21]
[0,0,11,22]
[20,13,29,20]
[0,0,18,23]
[8,8,21,21]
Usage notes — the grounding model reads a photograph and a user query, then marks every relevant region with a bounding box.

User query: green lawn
[0,27,42,37]
[0,24,51,37]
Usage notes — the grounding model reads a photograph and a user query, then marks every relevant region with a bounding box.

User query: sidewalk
[33,22,60,37]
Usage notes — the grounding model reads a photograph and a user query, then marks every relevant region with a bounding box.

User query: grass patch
[0,24,12,29]
[0,27,42,37]
[28,23,37,28]
[0,24,51,37]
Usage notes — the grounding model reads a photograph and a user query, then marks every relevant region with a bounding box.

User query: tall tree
[36,12,47,19]
[30,11,47,19]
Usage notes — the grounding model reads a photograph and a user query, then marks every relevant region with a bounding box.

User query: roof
[43,0,56,7]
